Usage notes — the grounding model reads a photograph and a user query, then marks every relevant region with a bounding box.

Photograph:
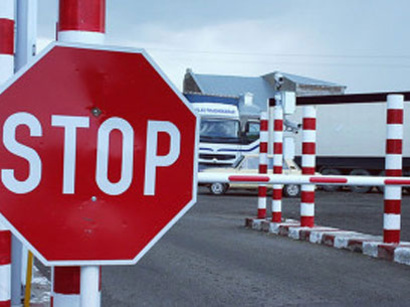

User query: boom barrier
[198,173,410,188]
[200,94,408,247]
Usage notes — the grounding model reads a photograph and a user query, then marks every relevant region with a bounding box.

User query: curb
[245,217,410,266]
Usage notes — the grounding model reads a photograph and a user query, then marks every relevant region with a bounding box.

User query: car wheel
[349,169,372,193]
[320,168,342,192]
[283,184,300,198]
[209,183,228,195]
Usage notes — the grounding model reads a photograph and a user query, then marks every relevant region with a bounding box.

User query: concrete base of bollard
[245,217,410,267]
[394,245,410,265]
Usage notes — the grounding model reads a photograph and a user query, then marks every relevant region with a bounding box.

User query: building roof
[272,72,341,87]
[189,73,275,113]
[192,73,275,102]
[184,69,346,114]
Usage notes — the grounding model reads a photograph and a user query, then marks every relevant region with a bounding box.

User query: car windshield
[200,119,240,139]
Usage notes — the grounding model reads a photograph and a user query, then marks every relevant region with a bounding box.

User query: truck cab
[193,102,243,169]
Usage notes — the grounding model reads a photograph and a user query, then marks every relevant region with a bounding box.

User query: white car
[202,155,302,197]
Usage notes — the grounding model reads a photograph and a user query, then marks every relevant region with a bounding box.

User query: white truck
[291,93,410,193]
[192,102,259,170]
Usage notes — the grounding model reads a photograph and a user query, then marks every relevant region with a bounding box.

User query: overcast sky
[37,0,410,93]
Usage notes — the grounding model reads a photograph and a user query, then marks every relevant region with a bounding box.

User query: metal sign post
[80,266,100,307]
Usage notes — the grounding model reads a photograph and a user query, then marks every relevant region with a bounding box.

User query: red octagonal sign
[0,43,198,266]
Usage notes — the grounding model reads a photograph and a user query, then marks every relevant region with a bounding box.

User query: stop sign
[0,42,198,266]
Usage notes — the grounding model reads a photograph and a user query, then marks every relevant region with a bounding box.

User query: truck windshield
[200,119,240,139]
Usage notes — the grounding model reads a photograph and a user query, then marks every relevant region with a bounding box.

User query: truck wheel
[283,184,300,198]
[209,183,228,195]
[349,169,371,193]
[320,168,342,192]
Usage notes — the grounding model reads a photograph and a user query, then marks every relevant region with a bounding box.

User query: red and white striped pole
[0,223,11,307]
[0,0,14,84]
[0,1,14,305]
[257,111,269,219]
[51,267,81,307]
[301,106,316,227]
[57,0,106,44]
[53,1,106,306]
[271,106,283,223]
[383,94,404,244]
[51,266,102,307]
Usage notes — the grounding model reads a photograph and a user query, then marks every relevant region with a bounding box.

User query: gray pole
[15,0,37,71]
[11,1,37,305]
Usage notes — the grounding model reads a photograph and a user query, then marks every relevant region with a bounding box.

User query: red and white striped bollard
[0,1,14,305]
[272,106,283,223]
[0,223,11,307]
[0,1,14,84]
[384,94,404,244]
[257,111,268,219]
[51,267,81,307]
[53,1,106,306]
[301,106,316,227]
[58,0,106,44]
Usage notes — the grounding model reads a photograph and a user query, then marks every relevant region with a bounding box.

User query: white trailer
[291,93,410,192]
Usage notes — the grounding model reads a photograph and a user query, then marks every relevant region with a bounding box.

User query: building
[183,69,346,115]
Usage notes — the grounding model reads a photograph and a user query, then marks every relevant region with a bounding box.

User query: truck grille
[199,154,236,161]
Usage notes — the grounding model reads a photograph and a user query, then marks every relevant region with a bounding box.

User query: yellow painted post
[24,251,34,307]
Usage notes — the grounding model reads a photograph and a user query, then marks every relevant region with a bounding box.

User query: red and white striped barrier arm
[272,106,283,223]
[301,106,316,227]
[384,94,404,244]
[257,111,268,219]
[198,173,410,188]
[58,0,106,44]
[53,1,105,306]
[0,1,14,305]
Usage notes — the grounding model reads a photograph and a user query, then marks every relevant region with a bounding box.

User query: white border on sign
[0,41,199,267]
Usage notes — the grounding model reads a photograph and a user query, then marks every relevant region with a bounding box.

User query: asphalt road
[101,189,410,307]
